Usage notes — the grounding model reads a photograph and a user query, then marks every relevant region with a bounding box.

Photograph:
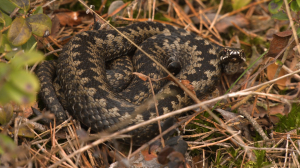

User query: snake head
[167,56,182,75]
[219,48,246,75]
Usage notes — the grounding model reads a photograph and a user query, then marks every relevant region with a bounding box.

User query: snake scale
[37,21,245,142]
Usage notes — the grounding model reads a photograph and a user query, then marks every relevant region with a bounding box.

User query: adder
[36,21,245,142]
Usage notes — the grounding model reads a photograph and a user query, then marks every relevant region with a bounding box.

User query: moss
[275,103,300,132]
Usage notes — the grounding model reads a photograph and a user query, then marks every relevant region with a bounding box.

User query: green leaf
[231,0,251,10]
[9,0,30,12]
[9,71,40,94]
[0,63,10,84]
[7,16,32,46]
[297,27,300,37]
[33,6,43,14]
[0,134,16,156]
[0,69,39,105]
[0,0,17,14]
[0,32,2,47]
[268,0,283,14]
[0,11,12,27]
[291,1,300,12]
[297,0,300,7]
[271,11,289,20]
[0,34,12,53]
[0,104,14,125]
[21,35,37,51]
[4,50,22,61]
[18,125,35,138]
[10,50,44,67]
[0,82,27,104]
[26,13,52,37]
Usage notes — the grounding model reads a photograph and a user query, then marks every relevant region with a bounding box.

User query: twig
[129,110,202,158]
[0,25,10,33]
[283,134,289,167]
[283,0,300,54]
[44,49,63,57]
[231,85,269,110]
[231,22,266,41]
[238,109,269,140]
[189,131,241,150]
[148,76,165,148]
[233,37,295,93]
[242,69,300,92]
[216,0,271,22]
[48,88,289,167]
[55,139,78,168]
[205,0,223,37]
[282,65,300,81]
[232,138,296,152]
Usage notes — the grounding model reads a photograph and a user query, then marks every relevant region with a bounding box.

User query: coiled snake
[37,22,245,142]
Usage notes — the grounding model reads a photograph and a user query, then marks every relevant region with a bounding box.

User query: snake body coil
[37,22,245,141]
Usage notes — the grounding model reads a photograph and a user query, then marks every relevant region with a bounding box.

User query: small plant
[0,0,49,105]
[269,0,300,21]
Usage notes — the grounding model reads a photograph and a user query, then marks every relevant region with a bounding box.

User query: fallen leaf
[191,13,249,33]
[55,12,82,27]
[250,15,274,32]
[266,30,294,59]
[141,146,158,161]
[50,15,60,37]
[265,57,295,90]
[180,80,196,95]
[54,9,98,27]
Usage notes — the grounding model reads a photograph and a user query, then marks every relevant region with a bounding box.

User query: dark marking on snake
[36,21,245,143]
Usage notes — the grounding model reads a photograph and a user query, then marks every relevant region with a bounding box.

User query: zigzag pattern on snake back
[37,21,245,142]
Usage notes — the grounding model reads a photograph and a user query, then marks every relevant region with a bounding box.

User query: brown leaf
[180,80,196,95]
[275,30,293,37]
[141,147,158,161]
[54,9,97,27]
[266,30,293,59]
[157,146,174,165]
[55,12,82,27]
[192,13,249,33]
[265,57,295,90]
[166,151,186,168]
[265,28,279,41]
[50,15,60,37]
[19,101,38,118]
